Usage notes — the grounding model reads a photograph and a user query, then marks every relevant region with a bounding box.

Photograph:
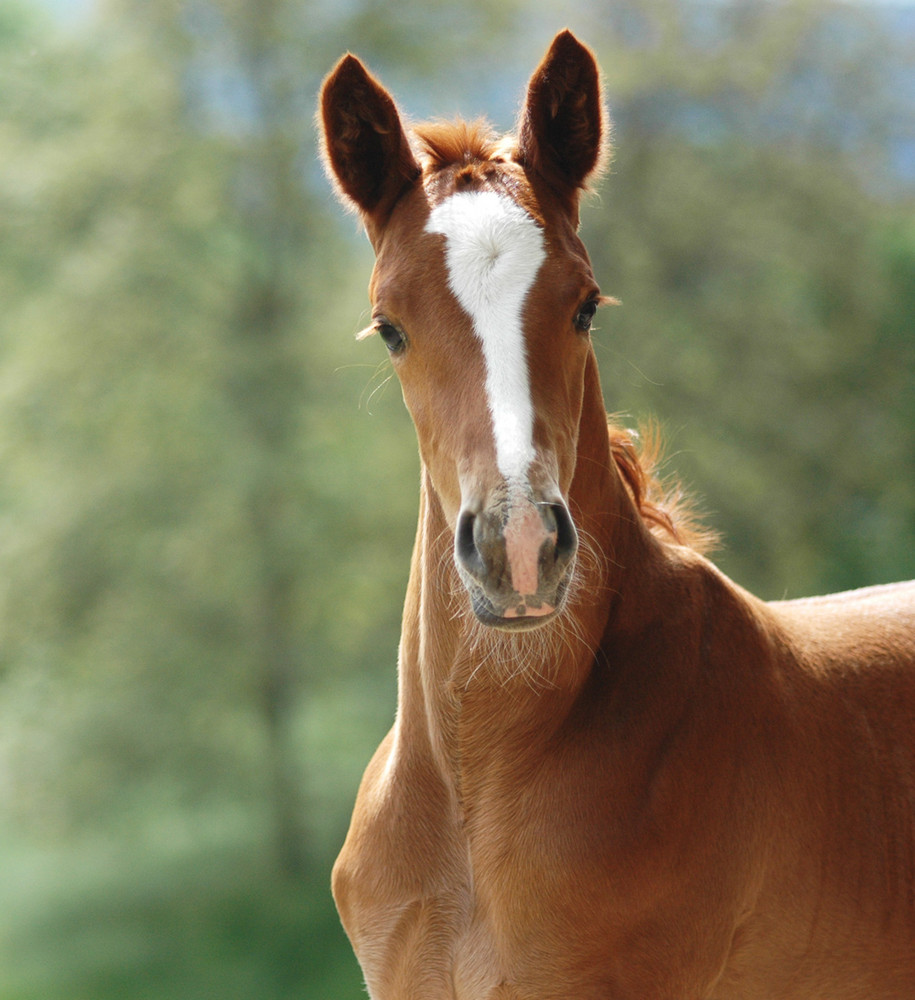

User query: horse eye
[378,323,406,354]
[574,299,599,333]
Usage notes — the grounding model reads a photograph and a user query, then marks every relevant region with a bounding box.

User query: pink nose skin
[503,502,557,604]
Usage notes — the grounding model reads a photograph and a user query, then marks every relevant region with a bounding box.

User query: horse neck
[396,349,658,741]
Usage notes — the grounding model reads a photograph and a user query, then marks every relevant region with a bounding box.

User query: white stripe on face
[426,190,546,482]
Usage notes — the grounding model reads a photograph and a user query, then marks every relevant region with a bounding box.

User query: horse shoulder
[604,554,915,995]
[720,579,915,991]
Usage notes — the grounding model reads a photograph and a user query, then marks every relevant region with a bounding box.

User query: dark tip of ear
[326,52,371,91]
[549,28,591,61]
[517,30,608,211]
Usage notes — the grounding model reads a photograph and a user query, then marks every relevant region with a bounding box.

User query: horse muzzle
[455,491,578,631]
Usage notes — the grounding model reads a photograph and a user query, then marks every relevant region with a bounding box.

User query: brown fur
[320,31,915,1000]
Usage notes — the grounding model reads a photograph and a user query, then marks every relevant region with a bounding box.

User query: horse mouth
[466,578,569,632]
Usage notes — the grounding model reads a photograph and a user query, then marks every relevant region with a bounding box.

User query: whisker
[410,498,617,693]
[357,358,397,412]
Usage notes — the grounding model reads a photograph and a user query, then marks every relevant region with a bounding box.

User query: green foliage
[0,822,363,999]
[0,0,912,995]
[581,2,915,597]
[590,134,915,596]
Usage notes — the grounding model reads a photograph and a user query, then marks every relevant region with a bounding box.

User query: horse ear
[517,31,608,214]
[319,54,421,236]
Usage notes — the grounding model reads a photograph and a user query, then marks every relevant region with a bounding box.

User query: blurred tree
[0,0,384,872]
[0,0,528,873]
[0,0,912,995]
[575,0,915,598]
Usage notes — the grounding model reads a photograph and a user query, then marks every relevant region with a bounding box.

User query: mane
[609,423,717,555]
[412,119,513,173]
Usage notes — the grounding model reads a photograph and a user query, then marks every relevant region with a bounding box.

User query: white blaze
[426,190,546,482]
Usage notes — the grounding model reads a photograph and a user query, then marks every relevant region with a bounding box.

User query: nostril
[456,509,485,580]
[549,502,578,563]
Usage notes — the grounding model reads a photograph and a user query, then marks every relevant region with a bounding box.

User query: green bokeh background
[0,0,912,995]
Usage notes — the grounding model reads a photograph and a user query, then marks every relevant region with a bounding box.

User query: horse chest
[340,724,701,999]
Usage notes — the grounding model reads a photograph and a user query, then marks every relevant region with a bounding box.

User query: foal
[319,30,915,1000]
